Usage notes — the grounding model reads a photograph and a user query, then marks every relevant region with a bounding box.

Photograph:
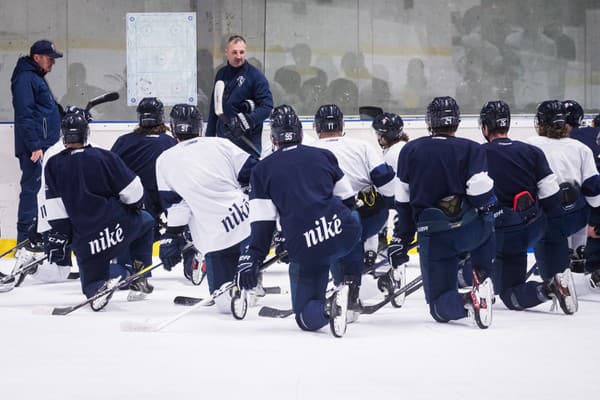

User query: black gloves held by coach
[224,113,252,139]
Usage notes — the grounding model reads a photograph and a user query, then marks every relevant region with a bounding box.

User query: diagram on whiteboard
[126,12,197,106]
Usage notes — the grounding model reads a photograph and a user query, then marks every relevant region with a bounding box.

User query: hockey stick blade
[258,306,295,318]
[174,286,282,306]
[359,106,384,120]
[214,80,225,117]
[85,92,119,111]
[173,296,206,306]
[125,252,289,332]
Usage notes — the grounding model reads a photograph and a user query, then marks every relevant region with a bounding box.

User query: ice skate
[377,263,406,307]
[127,260,154,301]
[589,270,600,292]
[346,278,361,323]
[546,269,578,315]
[91,277,121,312]
[464,277,493,329]
[327,284,349,337]
[11,244,43,286]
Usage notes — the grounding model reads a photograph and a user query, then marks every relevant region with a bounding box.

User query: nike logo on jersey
[303,214,343,248]
[88,223,124,255]
[221,198,250,233]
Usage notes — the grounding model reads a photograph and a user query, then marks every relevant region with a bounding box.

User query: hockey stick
[0,239,30,259]
[257,274,423,319]
[46,261,164,316]
[0,255,48,292]
[85,92,119,112]
[359,275,423,315]
[359,106,384,120]
[174,286,284,306]
[258,243,418,318]
[121,251,287,332]
[214,80,261,158]
[525,263,538,280]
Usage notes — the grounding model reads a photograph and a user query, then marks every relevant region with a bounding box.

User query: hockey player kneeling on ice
[156,104,259,313]
[563,101,600,292]
[236,105,362,337]
[396,96,495,328]
[522,100,600,313]
[311,104,396,321]
[43,112,154,311]
[111,97,177,240]
[371,112,412,307]
[477,100,580,314]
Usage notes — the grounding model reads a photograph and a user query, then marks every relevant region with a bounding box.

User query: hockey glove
[273,231,289,263]
[224,113,252,139]
[159,231,186,271]
[26,220,44,251]
[236,253,260,290]
[238,99,255,114]
[476,195,498,216]
[44,231,70,264]
[387,236,409,268]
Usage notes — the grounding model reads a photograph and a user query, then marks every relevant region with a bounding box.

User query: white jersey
[311,136,394,196]
[382,140,407,174]
[525,135,600,207]
[156,137,252,254]
[37,140,103,233]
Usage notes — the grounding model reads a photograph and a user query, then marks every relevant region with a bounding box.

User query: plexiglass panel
[0,0,598,120]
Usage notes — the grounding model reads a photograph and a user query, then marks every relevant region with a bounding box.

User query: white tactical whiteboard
[126,12,197,106]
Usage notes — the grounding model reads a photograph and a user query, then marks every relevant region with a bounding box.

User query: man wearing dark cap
[10,39,63,269]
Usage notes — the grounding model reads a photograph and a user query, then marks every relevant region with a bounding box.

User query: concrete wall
[0,116,545,239]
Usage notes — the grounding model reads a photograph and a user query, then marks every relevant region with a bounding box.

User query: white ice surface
[1,255,598,400]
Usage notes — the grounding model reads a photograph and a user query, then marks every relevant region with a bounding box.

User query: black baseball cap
[30,40,63,58]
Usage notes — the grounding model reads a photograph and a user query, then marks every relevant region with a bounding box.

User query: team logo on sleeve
[88,223,124,255]
[303,214,343,248]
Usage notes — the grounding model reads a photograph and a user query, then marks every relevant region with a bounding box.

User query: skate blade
[127,290,148,302]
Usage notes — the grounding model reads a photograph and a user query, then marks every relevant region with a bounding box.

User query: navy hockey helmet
[535,100,565,130]
[61,112,90,145]
[372,112,404,141]
[426,96,460,132]
[314,104,344,134]
[270,104,303,146]
[479,100,511,132]
[170,104,202,140]
[137,97,164,128]
[563,100,584,127]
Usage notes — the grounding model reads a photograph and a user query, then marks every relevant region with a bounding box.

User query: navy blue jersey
[247,144,360,264]
[206,61,273,155]
[482,138,560,211]
[111,132,177,217]
[570,126,600,171]
[396,135,494,221]
[44,146,144,261]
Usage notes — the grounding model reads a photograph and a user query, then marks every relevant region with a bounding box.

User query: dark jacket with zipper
[11,56,61,156]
